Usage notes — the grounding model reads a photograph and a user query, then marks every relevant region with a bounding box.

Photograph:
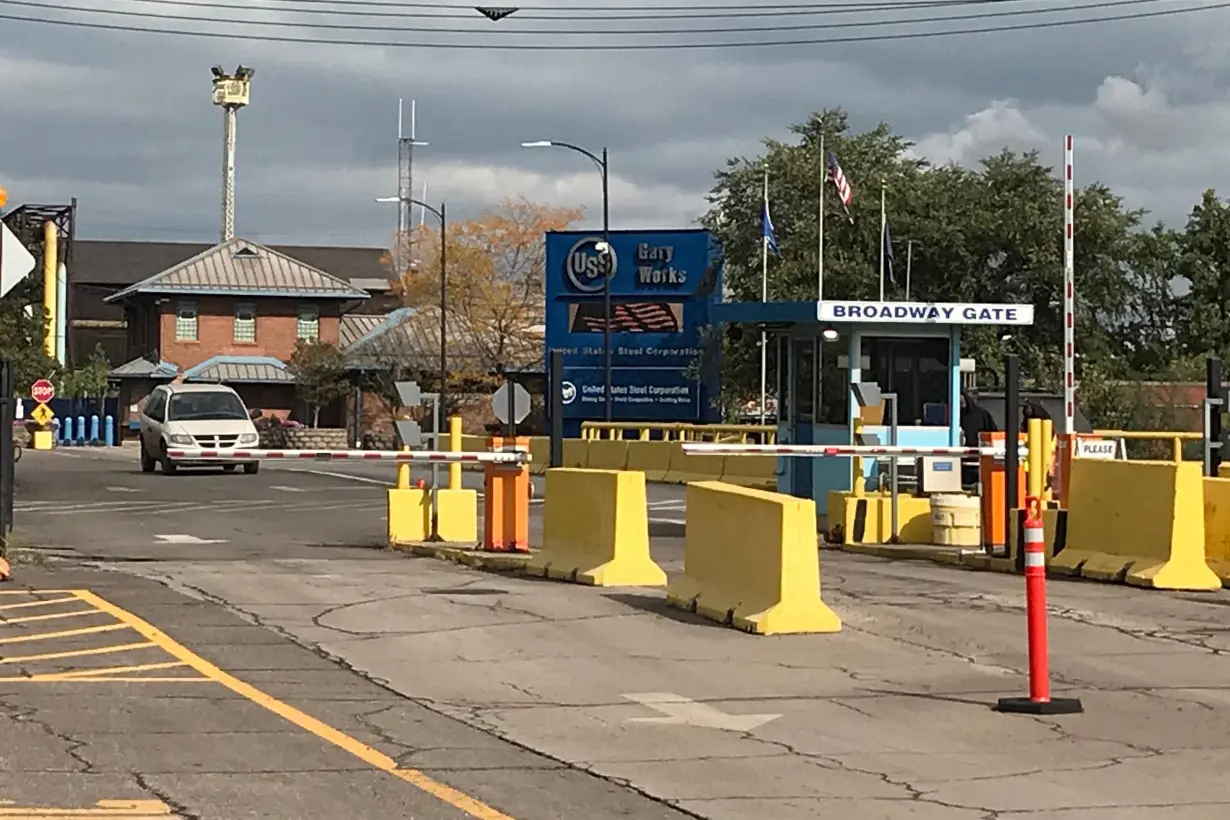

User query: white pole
[818,133,825,302]
[1063,135,1076,436]
[878,180,886,302]
[760,167,769,426]
[905,240,913,301]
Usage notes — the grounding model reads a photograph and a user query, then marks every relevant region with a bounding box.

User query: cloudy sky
[1,0,1228,250]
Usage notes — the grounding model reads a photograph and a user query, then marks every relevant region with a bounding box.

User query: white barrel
[930,493,981,547]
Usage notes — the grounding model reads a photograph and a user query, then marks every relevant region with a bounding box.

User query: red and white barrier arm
[164,449,529,464]
[680,443,1027,458]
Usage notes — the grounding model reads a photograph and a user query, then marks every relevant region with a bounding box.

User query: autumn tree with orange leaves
[388,198,583,381]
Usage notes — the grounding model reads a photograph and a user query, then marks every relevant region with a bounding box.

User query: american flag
[827,151,853,209]
[573,303,680,333]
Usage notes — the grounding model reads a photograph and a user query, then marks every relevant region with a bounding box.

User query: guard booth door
[778,335,818,499]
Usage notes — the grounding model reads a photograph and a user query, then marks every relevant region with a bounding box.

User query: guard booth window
[819,333,849,425]
[794,339,816,423]
[862,336,950,425]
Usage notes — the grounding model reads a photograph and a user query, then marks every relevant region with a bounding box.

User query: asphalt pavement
[12,446,1230,819]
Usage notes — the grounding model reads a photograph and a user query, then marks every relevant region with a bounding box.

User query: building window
[297,304,319,341]
[233,301,257,343]
[175,301,198,341]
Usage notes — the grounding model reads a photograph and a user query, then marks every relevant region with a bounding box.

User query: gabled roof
[73,239,392,289]
[108,356,179,380]
[339,313,387,348]
[184,355,293,384]
[103,238,371,303]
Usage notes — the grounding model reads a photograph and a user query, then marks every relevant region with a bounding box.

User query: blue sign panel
[545,228,722,432]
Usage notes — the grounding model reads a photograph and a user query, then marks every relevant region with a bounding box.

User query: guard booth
[709,299,1036,522]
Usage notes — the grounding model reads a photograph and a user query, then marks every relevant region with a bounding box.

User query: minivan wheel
[243,462,259,475]
[140,442,156,473]
[222,464,237,473]
[160,442,178,475]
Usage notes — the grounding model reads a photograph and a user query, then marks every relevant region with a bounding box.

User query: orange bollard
[979,431,1025,550]
[483,435,530,552]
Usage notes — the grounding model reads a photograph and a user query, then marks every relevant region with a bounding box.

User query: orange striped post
[483,435,530,552]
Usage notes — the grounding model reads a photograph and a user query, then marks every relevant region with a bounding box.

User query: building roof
[184,355,294,384]
[74,239,392,292]
[101,238,375,302]
[341,306,542,373]
[108,356,179,380]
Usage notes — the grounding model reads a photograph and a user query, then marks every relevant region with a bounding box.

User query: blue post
[76,415,86,445]
[89,415,100,445]
[105,415,115,447]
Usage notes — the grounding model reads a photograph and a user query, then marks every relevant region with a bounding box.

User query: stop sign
[30,379,55,404]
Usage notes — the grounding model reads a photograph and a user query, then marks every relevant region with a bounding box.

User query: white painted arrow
[623,693,780,732]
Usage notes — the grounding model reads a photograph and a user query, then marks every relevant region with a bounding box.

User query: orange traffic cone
[0,557,11,582]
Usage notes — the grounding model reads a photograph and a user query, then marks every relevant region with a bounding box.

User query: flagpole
[879,179,887,301]
[817,133,825,302]
[760,167,769,426]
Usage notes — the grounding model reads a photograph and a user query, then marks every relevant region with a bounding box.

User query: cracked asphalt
[12,446,1230,819]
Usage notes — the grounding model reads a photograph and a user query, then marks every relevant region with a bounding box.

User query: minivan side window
[144,391,167,423]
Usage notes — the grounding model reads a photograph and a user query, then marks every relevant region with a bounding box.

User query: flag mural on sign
[827,152,854,221]
[569,302,682,333]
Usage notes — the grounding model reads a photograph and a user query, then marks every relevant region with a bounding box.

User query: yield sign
[0,223,36,299]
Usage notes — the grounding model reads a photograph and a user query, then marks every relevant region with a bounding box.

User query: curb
[389,542,534,572]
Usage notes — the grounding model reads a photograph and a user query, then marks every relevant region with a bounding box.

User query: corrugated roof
[108,356,179,380]
[104,238,371,302]
[73,240,392,287]
[339,314,386,348]
[184,355,293,384]
[343,306,542,373]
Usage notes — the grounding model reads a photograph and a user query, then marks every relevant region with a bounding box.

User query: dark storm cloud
[1,1,1227,247]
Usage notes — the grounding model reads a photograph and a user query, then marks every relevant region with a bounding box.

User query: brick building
[69,239,394,366]
[105,237,370,431]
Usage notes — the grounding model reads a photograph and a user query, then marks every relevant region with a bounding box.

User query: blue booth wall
[545,229,722,437]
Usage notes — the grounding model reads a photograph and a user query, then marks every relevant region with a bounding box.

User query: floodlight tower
[211,64,254,243]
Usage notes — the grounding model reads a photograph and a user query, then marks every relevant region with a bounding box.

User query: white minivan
[139,383,261,475]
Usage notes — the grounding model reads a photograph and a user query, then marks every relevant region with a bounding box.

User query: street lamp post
[522,140,613,421]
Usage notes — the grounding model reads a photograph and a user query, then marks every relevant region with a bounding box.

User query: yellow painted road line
[0,641,157,665]
[0,798,173,816]
[1,609,103,626]
[0,590,75,596]
[75,590,519,820]
[0,596,80,612]
[9,677,216,684]
[0,623,127,646]
[38,661,192,680]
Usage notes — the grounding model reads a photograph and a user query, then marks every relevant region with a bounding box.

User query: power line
[36,0,1083,22]
[0,0,1180,36]
[0,0,1222,49]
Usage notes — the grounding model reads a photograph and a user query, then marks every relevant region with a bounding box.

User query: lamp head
[521,141,552,148]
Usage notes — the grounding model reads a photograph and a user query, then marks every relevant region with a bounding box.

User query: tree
[1175,189,1230,361]
[701,107,1159,406]
[387,198,584,378]
[0,275,59,392]
[287,340,350,427]
[59,344,113,399]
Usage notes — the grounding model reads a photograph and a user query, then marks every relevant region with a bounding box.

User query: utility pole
[210,65,254,243]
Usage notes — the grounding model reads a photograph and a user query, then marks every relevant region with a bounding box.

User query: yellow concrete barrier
[667,482,841,635]
[1220,463,1230,479]
[1051,459,1220,590]
[562,439,589,469]
[387,487,431,544]
[1204,477,1230,584]
[525,469,666,586]
[718,454,778,490]
[527,436,549,475]
[587,439,630,472]
[461,435,486,452]
[665,442,727,484]
[625,441,675,482]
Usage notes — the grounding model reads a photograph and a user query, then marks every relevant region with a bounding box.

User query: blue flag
[762,199,781,258]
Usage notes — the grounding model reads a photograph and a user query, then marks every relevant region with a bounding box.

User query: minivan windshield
[167,391,249,422]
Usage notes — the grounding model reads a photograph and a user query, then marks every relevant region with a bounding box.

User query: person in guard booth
[959,390,997,487]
